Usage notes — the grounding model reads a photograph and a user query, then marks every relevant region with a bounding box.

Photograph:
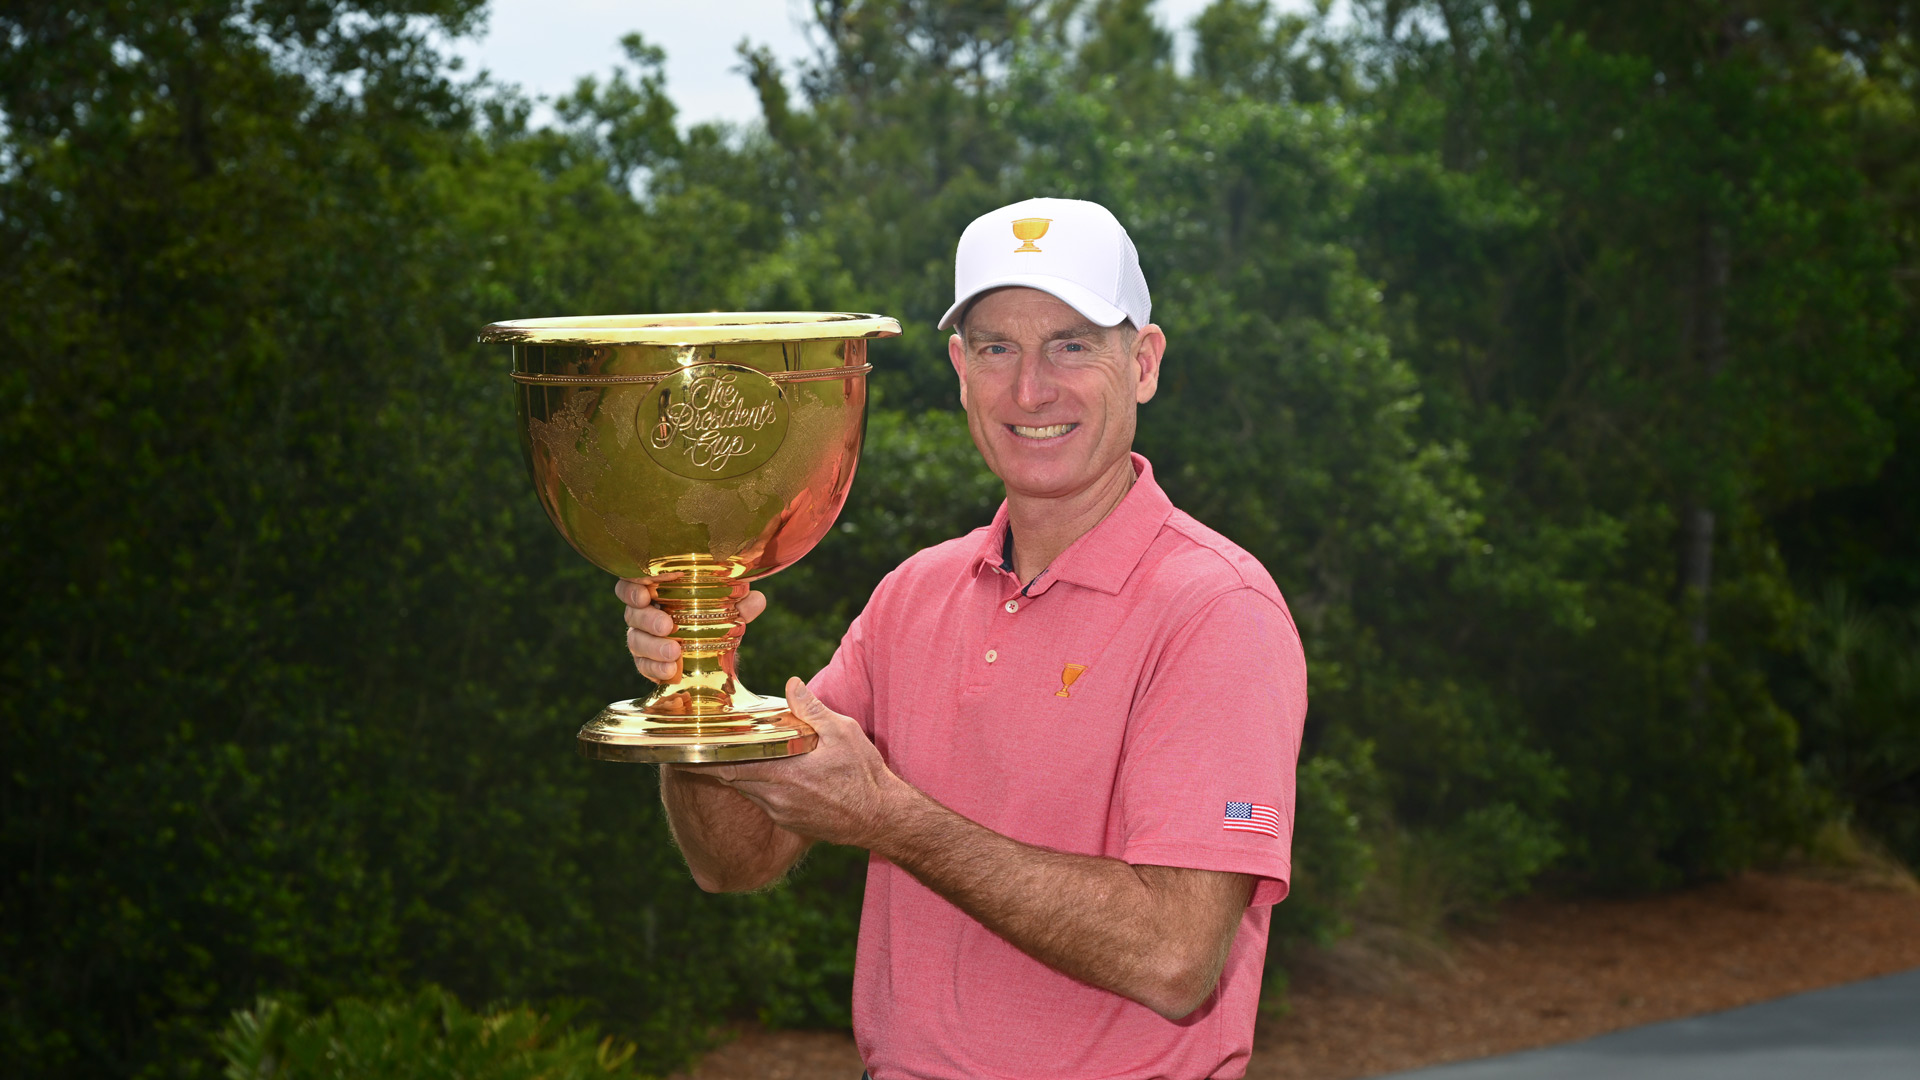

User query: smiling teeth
[1013,424,1075,439]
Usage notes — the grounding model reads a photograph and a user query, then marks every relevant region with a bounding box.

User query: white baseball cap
[938,197,1152,331]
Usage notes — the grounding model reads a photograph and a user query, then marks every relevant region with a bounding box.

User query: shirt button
[985,649,998,664]
[1004,599,1019,614]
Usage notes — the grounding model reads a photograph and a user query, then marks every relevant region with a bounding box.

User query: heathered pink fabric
[809,454,1308,1080]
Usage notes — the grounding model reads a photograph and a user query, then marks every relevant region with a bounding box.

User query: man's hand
[681,678,906,849]
[615,577,766,682]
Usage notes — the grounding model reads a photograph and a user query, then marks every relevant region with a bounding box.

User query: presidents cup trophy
[479,312,900,763]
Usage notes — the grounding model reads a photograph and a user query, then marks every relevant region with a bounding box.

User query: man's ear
[948,332,969,410]
[1131,324,1166,405]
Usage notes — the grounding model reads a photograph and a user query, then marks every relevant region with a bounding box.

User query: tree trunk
[1683,217,1729,704]
[1681,503,1715,647]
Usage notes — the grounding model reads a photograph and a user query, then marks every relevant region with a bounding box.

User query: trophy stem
[575,568,816,763]
[648,575,759,714]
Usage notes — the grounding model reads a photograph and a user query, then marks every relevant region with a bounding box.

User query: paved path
[1375,966,1920,1080]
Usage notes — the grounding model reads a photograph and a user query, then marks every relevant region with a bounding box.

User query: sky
[451,0,1235,129]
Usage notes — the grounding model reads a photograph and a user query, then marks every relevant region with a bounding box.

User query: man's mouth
[1010,423,1077,440]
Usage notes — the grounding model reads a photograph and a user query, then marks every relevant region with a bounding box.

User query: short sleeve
[808,603,876,737]
[1118,588,1307,907]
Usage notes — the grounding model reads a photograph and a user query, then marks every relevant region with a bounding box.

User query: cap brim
[937,274,1130,330]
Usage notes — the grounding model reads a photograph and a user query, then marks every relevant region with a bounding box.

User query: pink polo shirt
[810,454,1308,1080]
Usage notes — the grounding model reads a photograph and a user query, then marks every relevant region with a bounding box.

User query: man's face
[947,287,1164,502]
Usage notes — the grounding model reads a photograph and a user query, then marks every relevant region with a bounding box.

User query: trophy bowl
[479,312,901,763]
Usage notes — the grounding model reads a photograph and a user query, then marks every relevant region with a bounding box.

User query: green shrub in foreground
[217,987,639,1080]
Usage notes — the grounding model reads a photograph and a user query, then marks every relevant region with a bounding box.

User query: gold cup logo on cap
[1011,217,1052,253]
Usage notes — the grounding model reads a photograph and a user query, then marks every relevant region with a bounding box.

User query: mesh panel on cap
[1116,230,1152,327]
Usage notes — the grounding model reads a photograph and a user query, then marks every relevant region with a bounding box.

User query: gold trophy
[479,312,900,763]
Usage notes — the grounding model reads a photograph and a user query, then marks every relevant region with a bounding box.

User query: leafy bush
[1270,740,1380,949]
[217,987,636,1080]
[1782,589,1920,867]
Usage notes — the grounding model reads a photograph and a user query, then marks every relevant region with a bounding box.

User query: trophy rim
[478,311,902,346]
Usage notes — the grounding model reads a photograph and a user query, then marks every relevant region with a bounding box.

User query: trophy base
[576,697,818,763]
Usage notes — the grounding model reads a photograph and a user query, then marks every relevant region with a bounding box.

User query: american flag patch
[1223,801,1281,838]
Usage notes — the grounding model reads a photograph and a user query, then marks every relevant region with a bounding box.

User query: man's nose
[1012,350,1057,411]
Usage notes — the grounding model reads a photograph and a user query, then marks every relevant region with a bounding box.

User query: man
[618,197,1307,1079]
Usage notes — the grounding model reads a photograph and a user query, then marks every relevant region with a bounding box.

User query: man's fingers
[675,761,767,811]
[627,624,681,682]
[661,762,726,788]
[785,677,865,742]
[631,650,680,683]
[616,577,681,683]
[785,676,834,720]
[620,578,760,637]
[719,780,777,818]
[679,758,778,784]
[740,590,768,625]
[616,578,678,640]
[626,625,681,663]
[624,602,678,641]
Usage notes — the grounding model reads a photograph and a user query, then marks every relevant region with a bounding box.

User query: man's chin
[996,466,1105,503]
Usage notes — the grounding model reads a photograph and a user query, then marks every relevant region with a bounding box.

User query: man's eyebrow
[962,324,1011,345]
[1046,323,1108,342]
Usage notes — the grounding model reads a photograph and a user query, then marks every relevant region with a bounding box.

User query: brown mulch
[672,1027,867,1080]
[1252,870,1920,1078]
[676,870,1920,1080]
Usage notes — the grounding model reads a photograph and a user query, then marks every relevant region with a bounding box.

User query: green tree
[0,5,930,1076]
[1321,0,1914,883]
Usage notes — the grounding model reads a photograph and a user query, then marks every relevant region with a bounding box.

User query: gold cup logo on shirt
[481,312,901,763]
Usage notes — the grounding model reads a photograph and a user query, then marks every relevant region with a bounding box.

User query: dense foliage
[4,1,1916,1077]
[218,987,641,1080]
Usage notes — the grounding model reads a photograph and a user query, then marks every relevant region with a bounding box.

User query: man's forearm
[868,783,1251,1020]
[659,765,810,892]
[667,682,1252,1017]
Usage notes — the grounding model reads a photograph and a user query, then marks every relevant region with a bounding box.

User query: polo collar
[970,453,1173,597]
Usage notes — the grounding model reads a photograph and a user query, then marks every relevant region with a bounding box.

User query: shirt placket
[963,566,1026,693]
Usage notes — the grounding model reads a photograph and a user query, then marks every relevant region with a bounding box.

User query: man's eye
[1062,342,1085,352]
[985,344,1011,354]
